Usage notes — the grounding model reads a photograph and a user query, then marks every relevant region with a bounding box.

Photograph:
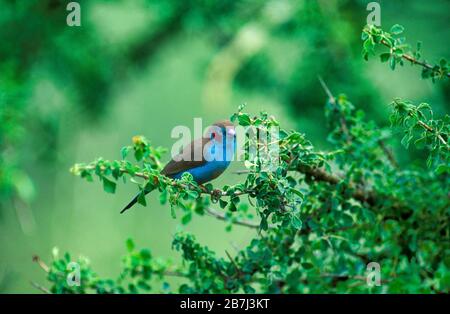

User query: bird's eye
[211,132,216,139]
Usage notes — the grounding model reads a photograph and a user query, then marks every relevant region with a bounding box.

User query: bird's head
[206,120,236,142]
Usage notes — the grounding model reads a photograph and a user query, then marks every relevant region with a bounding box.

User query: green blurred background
[0,0,448,293]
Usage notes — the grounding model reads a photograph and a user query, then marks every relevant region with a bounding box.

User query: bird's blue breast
[171,160,231,183]
[171,136,235,184]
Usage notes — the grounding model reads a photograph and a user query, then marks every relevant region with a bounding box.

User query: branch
[161,270,188,278]
[318,77,399,168]
[74,164,251,198]
[391,99,449,150]
[319,272,391,284]
[378,140,399,168]
[238,165,378,207]
[417,120,449,149]
[30,281,51,294]
[318,76,352,145]
[225,250,242,276]
[381,40,450,78]
[32,255,49,273]
[204,207,261,229]
[31,255,52,294]
[296,164,379,206]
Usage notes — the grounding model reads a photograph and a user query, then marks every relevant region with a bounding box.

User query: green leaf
[301,262,314,270]
[416,41,422,52]
[159,190,168,204]
[238,114,252,126]
[137,281,151,291]
[181,212,192,225]
[389,57,396,70]
[291,216,302,230]
[260,217,268,230]
[102,177,116,194]
[435,164,448,175]
[126,238,135,252]
[363,51,369,61]
[185,189,199,199]
[390,24,404,35]
[228,202,237,212]
[414,136,427,149]
[231,196,240,204]
[170,206,176,218]
[219,199,228,209]
[137,190,147,206]
[121,146,131,160]
[363,39,374,52]
[380,53,391,63]
[361,31,369,41]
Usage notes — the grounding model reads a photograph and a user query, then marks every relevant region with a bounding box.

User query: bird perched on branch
[120,120,236,213]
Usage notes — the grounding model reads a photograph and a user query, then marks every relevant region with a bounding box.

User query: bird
[120,120,236,213]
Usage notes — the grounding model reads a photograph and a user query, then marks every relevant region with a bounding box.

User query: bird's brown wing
[161,137,211,177]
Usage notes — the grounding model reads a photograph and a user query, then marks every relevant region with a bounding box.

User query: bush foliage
[33,25,449,294]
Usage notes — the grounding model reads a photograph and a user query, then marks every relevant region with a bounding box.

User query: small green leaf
[363,38,374,52]
[260,217,268,230]
[231,196,240,204]
[238,114,252,126]
[361,31,369,41]
[389,57,396,70]
[301,262,314,270]
[137,281,151,291]
[102,177,116,194]
[390,24,404,35]
[126,238,135,252]
[170,206,177,218]
[416,41,422,52]
[181,212,192,225]
[291,216,302,230]
[121,146,131,160]
[134,149,144,162]
[137,190,147,206]
[435,164,448,175]
[185,189,199,199]
[228,202,237,212]
[219,199,228,209]
[380,53,391,63]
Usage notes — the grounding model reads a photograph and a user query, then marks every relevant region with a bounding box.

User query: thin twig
[417,120,449,149]
[318,76,336,104]
[204,207,261,229]
[30,281,51,294]
[225,250,242,276]
[162,270,188,278]
[378,140,399,168]
[318,76,352,144]
[32,255,50,273]
[320,272,391,284]
[75,164,251,198]
[234,170,251,175]
[237,164,379,207]
[381,40,450,78]
[318,76,399,168]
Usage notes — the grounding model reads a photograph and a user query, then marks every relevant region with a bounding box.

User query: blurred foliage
[33,240,179,294]
[0,0,449,293]
[42,84,449,292]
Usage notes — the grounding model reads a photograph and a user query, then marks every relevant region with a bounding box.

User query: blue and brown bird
[120,120,236,213]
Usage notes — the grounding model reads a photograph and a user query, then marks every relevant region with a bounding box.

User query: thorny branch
[318,76,398,168]
[380,40,450,79]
